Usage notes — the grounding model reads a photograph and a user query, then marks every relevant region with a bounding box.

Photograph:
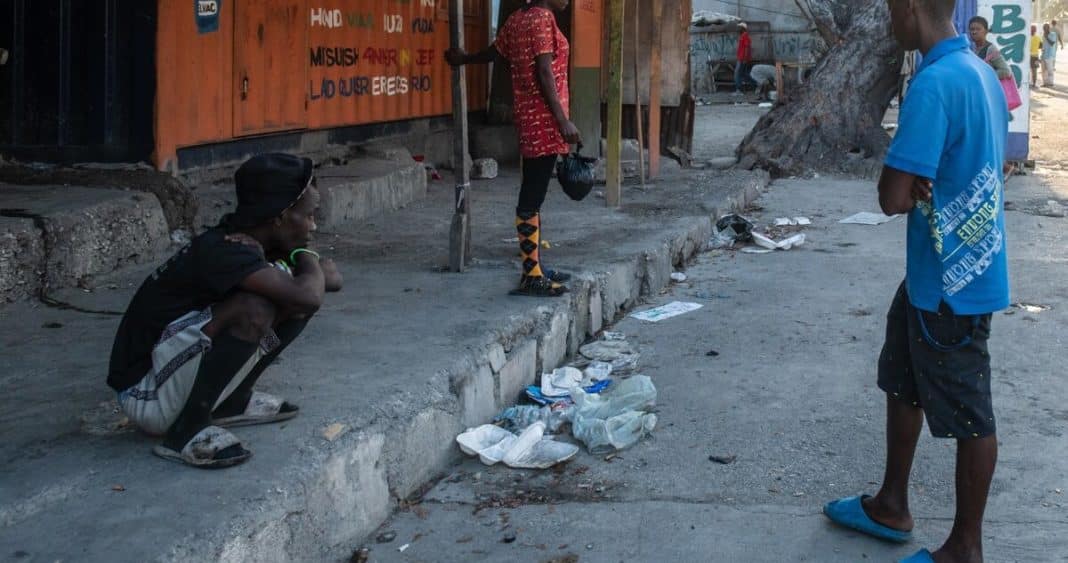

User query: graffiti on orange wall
[155,0,487,170]
[303,1,474,129]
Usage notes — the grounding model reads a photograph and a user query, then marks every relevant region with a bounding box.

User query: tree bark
[738,0,902,177]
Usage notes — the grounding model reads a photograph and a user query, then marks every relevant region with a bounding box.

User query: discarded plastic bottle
[495,405,569,433]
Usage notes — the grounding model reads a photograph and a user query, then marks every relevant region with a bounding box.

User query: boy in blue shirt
[824,2,1009,562]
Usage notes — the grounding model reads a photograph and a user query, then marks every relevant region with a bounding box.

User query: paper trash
[751,232,806,251]
[630,301,703,322]
[773,217,812,226]
[541,366,584,398]
[839,212,899,225]
[584,361,614,381]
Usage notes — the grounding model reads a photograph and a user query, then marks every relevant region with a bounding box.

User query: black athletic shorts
[877,282,996,439]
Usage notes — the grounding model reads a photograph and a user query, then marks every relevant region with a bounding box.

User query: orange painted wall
[571,0,601,68]
[155,0,487,170]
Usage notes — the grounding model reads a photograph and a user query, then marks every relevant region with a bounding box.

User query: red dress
[494,7,571,158]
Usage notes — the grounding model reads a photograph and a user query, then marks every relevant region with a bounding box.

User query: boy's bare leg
[863,396,924,532]
[932,435,998,563]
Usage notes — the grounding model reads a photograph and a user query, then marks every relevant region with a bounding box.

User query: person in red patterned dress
[446,0,580,297]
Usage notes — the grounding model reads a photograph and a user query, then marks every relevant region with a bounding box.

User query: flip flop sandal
[152,425,251,469]
[823,495,913,543]
[214,391,299,428]
[509,275,569,297]
[898,549,935,563]
[543,268,572,283]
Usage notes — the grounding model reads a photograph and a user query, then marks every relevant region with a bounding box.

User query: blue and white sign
[195,0,221,34]
[978,0,1032,160]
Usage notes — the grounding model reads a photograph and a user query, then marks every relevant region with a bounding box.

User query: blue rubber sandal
[823,495,912,543]
[899,548,934,562]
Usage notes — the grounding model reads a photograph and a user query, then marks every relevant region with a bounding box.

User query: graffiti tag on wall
[306,2,447,110]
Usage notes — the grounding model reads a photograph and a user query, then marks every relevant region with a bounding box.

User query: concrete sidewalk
[0,164,767,562]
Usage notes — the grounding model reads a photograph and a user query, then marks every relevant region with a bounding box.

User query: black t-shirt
[107,228,269,391]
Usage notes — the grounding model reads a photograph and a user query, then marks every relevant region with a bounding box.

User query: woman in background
[969,16,1014,82]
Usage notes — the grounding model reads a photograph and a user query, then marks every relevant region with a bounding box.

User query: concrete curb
[174,173,769,562]
[192,155,429,233]
[0,184,169,302]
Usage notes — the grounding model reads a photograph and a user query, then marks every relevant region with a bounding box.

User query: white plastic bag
[569,375,658,454]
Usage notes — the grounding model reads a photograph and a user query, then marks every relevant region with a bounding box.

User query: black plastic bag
[557,150,597,201]
[713,214,754,246]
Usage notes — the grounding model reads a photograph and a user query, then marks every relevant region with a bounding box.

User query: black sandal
[510,275,569,297]
[543,268,572,283]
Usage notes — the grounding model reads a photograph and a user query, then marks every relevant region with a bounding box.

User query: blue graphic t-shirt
[886,36,1010,315]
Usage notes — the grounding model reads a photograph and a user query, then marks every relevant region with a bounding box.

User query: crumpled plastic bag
[569,375,658,454]
[579,340,639,373]
[570,375,656,419]
[572,410,658,455]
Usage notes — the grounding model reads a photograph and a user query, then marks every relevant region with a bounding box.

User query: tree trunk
[736,0,902,177]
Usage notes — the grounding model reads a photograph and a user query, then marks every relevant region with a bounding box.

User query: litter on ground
[570,375,658,454]
[457,332,658,466]
[1013,302,1051,313]
[750,232,806,251]
[710,214,754,249]
[774,217,811,226]
[579,338,639,373]
[630,301,703,322]
[541,366,584,398]
[584,361,614,380]
[839,212,900,225]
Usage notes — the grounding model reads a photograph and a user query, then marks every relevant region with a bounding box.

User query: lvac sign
[977,0,1032,160]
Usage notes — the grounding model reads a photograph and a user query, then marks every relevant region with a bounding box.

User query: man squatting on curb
[825,2,1010,563]
[108,153,343,469]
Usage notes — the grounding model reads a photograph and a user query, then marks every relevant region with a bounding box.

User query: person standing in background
[734,22,754,95]
[969,17,1014,82]
[446,0,578,297]
[1043,22,1059,86]
[1031,24,1043,88]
